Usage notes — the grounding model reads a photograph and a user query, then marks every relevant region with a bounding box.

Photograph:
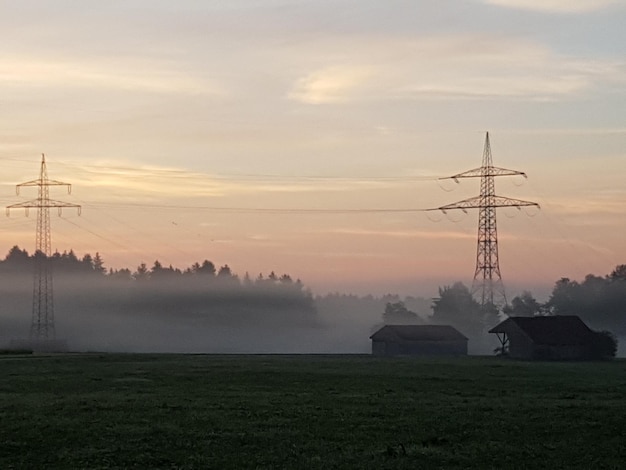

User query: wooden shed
[489,315,596,360]
[370,325,468,357]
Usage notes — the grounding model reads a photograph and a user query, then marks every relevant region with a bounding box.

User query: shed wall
[372,341,386,357]
[507,331,534,359]
[532,345,590,361]
[372,339,467,357]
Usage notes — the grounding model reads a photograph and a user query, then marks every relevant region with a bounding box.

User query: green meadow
[1,354,625,469]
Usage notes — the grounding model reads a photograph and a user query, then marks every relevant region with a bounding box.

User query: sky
[0,0,625,299]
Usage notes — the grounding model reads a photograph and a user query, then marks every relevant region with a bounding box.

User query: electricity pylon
[6,154,81,344]
[431,132,539,308]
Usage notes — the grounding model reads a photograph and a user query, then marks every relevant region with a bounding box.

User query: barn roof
[370,325,468,342]
[489,315,594,346]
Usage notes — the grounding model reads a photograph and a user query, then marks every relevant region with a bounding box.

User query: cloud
[319,228,474,240]
[398,76,587,100]
[479,0,622,13]
[492,128,626,136]
[287,34,626,103]
[50,161,404,203]
[0,55,222,96]
[545,196,626,217]
[287,66,373,104]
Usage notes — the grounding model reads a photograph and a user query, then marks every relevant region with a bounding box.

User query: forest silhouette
[0,246,623,354]
[0,246,319,352]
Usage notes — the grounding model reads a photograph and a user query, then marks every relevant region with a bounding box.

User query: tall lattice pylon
[430,133,539,308]
[6,154,81,343]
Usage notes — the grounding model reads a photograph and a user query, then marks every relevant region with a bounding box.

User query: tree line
[375,266,626,355]
[2,245,623,353]
[0,245,299,286]
[0,246,316,327]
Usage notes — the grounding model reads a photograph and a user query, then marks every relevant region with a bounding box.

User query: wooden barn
[370,325,468,357]
[489,315,597,360]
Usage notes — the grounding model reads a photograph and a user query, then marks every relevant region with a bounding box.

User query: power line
[79,201,430,214]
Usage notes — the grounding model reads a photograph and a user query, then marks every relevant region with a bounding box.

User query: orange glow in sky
[1,1,625,299]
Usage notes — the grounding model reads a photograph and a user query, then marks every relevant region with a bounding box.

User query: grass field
[1,354,625,469]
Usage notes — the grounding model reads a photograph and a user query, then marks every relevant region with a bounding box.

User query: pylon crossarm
[45,179,71,188]
[441,166,527,181]
[8,199,76,207]
[491,196,539,209]
[16,180,43,194]
[6,202,32,212]
[44,199,80,210]
[433,196,482,213]
[6,200,82,217]
[17,180,70,188]
[432,195,540,212]
[15,181,71,196]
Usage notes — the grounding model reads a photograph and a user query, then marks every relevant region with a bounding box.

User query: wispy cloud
[287,34,626,103]
[493,128,626,136]
[49,161,406,201]
[479,0,622,14]
[544,196,626,217]
[288,66,373,104]
[319,228,474,240]
[0,55,222,96]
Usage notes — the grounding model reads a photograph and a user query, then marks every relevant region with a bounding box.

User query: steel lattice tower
[6,154,81,343]
[431,133,539,308]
